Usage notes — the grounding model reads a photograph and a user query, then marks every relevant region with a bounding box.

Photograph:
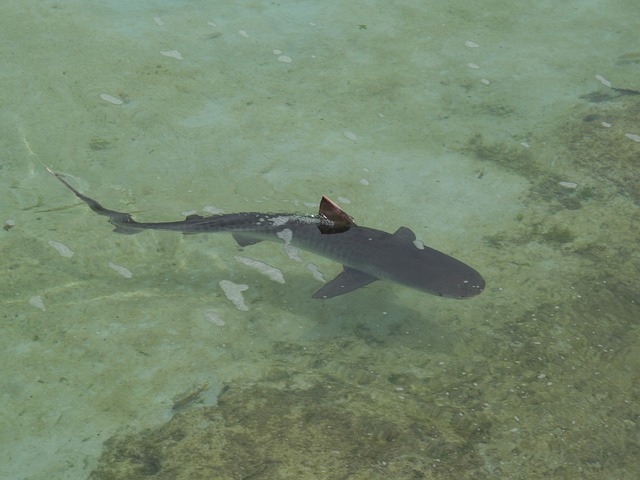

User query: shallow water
[1,1,638,478]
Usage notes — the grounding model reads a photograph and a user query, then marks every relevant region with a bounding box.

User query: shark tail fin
[48,168,143,234]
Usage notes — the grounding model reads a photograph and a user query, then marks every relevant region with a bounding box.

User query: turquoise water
[1,1,638,478]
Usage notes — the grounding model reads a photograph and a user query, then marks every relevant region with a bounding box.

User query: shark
[49,169,485,299]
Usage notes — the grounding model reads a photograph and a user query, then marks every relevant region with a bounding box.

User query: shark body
[50,170,485,299]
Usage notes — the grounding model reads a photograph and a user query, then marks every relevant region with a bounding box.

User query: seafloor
[1,1,638,479]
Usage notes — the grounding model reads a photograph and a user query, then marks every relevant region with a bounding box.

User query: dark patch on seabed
[465,90,639,290]
[90,378,489,480]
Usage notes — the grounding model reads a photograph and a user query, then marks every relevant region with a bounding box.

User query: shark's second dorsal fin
[317,196,355,234]
[392,226,416,241]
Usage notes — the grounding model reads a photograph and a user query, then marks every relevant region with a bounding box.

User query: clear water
[1,1,638,478]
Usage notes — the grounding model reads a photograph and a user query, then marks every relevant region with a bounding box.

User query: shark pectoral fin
[232,233,262,247]
[312,266,378,299]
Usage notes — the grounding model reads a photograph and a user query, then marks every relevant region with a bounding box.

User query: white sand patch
[28,295,45,311]
[99,93,123,105]
[160,50,183,60]
[219,280,249,311]
[204,311,225,326]
[343,131,357,141]
[48,240,74,258]
[234,255,285,284]
[594,74,611,87]
[306,263,325,282]
[107,262,133,278]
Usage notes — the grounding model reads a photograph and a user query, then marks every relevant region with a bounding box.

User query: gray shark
[50,169,485,299]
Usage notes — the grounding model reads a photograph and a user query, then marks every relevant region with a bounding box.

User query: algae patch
[89,380,488,479]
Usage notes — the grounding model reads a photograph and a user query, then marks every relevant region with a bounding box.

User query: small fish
[172,382,209,411]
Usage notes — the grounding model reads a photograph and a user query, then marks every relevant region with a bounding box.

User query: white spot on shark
[276,228,302,261]
[276,228,293,244]
[270,215,319,227]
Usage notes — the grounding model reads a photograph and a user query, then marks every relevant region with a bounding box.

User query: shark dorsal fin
[317,196,355,234]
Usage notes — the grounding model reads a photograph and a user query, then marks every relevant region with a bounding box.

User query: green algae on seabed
[90,379,490,479]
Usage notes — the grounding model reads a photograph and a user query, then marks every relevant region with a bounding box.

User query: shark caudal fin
[48,168,141,234]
